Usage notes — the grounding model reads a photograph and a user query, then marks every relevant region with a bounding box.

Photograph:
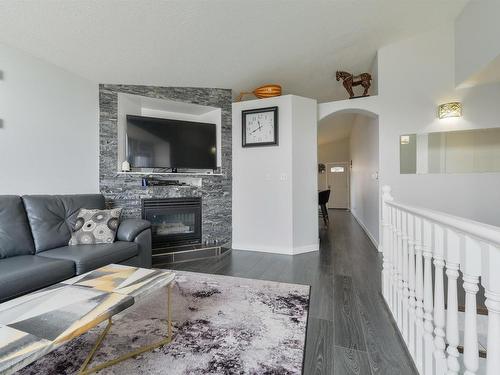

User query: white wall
[455,0,500,86]
[377,25,500,226]
[292,95,319,251]
[350,115,379,246]
[117,94,141,169]
[318,138,350,164]
[0,43,98,194]
[232,95,318,255]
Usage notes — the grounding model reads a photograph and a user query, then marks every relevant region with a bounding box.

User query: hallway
[167,210,417,374]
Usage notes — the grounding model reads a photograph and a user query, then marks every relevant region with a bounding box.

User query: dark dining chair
[318,190,331,225]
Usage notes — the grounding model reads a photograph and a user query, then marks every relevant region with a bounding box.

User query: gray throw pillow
[68,208,122,245]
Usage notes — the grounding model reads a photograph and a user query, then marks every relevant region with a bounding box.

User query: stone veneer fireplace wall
[99,84,232,246]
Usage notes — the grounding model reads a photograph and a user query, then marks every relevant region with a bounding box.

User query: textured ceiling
[0,0,468,102]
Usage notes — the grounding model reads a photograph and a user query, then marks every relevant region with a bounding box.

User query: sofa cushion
[37,241,139,275]
[0,255,75,303]
[22,194,105,253]
[0,196,35,259]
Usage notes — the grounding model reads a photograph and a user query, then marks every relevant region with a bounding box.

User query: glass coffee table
[0,264,175,375]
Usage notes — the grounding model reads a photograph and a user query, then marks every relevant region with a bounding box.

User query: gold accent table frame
[79,283,174,375]
[0,264,175,375]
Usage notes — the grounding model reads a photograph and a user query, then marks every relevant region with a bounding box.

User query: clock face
[242,107,278,147]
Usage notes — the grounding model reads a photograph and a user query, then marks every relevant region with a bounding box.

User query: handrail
[381,185,500,375]
[385,199,500,246]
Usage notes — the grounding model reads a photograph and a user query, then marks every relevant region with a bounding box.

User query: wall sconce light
[400,135,410,145]
[438,102,462,119]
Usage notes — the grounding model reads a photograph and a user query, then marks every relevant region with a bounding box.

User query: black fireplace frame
[141,197,202,249]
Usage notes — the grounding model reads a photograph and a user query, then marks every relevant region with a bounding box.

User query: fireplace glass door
[142,198,201,248]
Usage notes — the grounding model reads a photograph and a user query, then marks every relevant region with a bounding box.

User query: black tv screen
[126,115,216,169]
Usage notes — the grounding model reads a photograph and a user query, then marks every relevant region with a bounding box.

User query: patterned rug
[18,271,310,375]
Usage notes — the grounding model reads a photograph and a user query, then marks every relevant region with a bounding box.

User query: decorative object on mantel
[121,160,131,172]
[438,102,462,119]
[242,106,279,147]
[336,71,372,99]
[236,84,282,102]
[318,163,326,174]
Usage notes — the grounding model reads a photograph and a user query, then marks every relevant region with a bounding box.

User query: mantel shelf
[116,171,225,177]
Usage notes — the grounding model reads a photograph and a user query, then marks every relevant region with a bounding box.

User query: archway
[317,104,380,249]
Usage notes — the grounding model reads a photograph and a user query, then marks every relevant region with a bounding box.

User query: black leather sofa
[0,194,152,303]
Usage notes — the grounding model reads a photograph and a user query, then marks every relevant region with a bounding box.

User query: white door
[326,162,349,209]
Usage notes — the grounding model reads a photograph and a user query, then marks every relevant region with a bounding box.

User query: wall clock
[242,106,278,147]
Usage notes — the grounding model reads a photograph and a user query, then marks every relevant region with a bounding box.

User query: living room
[1,1,500,374]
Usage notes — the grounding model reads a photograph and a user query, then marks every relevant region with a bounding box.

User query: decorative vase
[237,84,282,102]
[121,160,131,172]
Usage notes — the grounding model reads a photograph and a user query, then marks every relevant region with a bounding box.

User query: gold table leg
[79,284,174,375]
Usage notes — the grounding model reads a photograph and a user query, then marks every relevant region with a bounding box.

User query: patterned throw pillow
[68,208,122,245]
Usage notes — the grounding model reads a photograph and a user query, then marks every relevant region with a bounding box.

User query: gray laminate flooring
[163,210,418,375]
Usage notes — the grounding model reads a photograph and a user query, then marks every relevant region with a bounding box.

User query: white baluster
[414,215,425,374]
[397,209,404,330]
[422,218,434,375]
[407,212,417,359]
[392,208,401,323]
[433,224,447,374]
[401,211,409,343]
[462,236,482,375]
[482,243,500,375]
[377,190,500,375]
[485,291,500,375]
[392,206,398,316]
[382,186,394,307]
[445,229,461,375]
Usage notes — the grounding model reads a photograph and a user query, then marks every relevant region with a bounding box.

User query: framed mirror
[400,127,500,174]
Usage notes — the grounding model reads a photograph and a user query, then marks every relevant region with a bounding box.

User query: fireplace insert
[141,197,202,249]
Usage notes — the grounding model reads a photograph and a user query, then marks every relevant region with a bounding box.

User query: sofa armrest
[133,228,152,269]
[117,219,151,242]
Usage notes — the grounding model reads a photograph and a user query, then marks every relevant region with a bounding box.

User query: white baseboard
[231,242,319,256]
[350,210,380,251]
[292,243,320,254]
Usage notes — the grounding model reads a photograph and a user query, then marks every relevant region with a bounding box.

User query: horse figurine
[336,71,372,98]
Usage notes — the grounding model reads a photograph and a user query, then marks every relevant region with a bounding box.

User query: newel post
[381,185,394,306]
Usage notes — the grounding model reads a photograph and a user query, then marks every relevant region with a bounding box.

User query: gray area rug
[19,271,310,374]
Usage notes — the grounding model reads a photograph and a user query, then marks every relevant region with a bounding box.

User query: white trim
[350,209,379,251]
[232,244,294,255]
[231,243,319,255]
[386,198,500,246]
[292,243,320,254]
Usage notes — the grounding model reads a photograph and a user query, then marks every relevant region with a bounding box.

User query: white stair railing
[381,186,500,375]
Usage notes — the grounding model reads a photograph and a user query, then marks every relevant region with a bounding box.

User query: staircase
[380,186,500,375]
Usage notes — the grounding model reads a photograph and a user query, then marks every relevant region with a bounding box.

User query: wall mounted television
[126,115,217,169]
